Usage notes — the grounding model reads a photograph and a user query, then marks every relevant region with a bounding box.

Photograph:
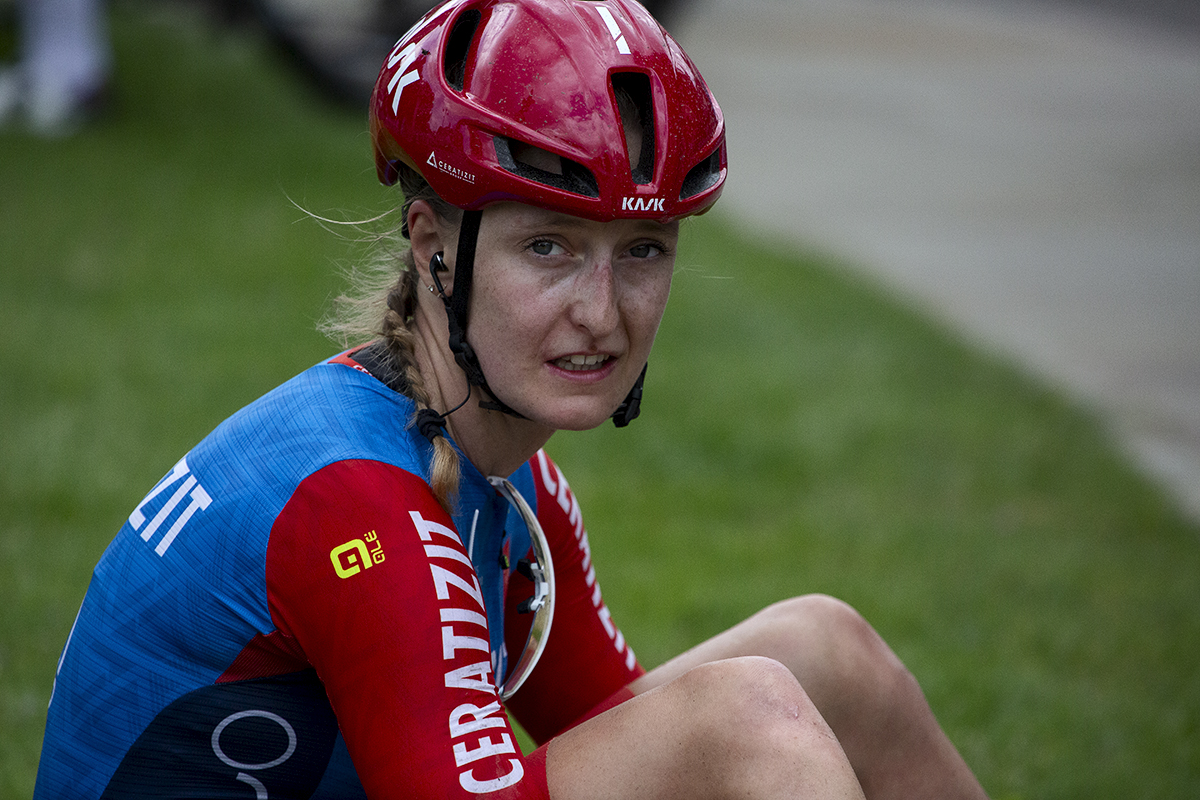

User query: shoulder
[269,458,452,582]
[284,458,445,530]
[525,450,584,538]
[528,450,571,508]
[130,358,435,575]
[193,358,431,506]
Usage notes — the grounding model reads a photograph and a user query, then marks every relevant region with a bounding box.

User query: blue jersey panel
[35,359,431,799]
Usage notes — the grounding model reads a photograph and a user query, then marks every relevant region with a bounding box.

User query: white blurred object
[0,67,21,125]
[5,0,111,135]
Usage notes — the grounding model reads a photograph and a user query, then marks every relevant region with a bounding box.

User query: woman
[34,0,988,798]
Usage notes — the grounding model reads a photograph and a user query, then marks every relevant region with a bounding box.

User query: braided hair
[322,165,464,512]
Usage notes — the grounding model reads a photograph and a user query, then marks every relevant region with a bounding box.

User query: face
[464,202,678,432]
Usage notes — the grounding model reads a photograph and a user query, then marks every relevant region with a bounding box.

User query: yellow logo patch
[330,530,385,579]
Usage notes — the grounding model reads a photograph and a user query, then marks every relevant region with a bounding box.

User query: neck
[411,306,555,479]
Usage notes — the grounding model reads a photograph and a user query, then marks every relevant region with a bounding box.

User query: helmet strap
[448,209,480,333]
[430,210,527,419]
[612,363,646,428]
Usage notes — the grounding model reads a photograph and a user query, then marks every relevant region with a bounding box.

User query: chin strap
[611,363,646,427]
[430,209,526,419]
[431,208,647,428]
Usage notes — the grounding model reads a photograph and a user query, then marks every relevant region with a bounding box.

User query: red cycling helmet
[369,0,725,222]
[369,0,725,427]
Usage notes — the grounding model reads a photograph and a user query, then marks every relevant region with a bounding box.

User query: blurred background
[2,0,1198,797]
[678,0,1200,521]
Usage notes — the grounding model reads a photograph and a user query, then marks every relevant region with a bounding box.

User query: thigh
[627,593,928,764]
[544,656,864,800]
[624,596,987,800]
[628,595,884,710]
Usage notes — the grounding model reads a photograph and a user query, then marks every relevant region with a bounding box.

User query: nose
[568,257,620,337]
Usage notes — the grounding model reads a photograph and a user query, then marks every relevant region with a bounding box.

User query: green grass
[2,3,1198,798]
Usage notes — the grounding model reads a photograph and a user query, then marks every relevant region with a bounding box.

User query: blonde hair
[321,166,464,512]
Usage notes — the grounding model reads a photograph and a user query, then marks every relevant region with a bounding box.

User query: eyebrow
[512,211,679,239]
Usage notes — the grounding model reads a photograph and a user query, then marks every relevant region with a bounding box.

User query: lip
[545,352,619,383]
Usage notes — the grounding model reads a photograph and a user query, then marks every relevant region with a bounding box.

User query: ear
[408,200,457,293]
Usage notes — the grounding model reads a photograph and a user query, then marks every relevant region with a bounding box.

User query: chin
[524,397,623,433]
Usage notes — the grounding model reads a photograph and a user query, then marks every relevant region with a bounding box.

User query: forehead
[482,202,680,240]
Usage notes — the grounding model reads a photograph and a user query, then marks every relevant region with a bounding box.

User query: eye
[528,239,565,257]
[628,242,665,259]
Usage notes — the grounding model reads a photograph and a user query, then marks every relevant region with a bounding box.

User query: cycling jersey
[33,348,643,799]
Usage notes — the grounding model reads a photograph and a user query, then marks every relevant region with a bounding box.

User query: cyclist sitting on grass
[34,0,988,797]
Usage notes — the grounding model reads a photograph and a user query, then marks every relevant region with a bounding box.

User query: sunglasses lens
[488,477,555,701]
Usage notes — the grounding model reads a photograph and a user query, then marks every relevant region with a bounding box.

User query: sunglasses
[488,476,556,701]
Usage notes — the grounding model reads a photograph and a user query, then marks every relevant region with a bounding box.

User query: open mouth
[553,353,611,372]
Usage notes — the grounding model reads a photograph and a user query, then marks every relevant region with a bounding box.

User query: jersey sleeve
[503,451,645,745]
[265,459,550,800]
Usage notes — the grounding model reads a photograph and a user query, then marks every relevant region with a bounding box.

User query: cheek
[469,278,552,361]
[625,273,673,344]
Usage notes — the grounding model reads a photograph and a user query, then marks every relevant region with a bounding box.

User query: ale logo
[330,530,385,579]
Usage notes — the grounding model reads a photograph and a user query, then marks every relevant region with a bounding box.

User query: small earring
[426,284,437,294]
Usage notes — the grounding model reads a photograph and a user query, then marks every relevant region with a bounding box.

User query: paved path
[672,0,1200,518]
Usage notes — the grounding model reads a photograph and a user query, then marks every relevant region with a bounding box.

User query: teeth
[556,354,609,371]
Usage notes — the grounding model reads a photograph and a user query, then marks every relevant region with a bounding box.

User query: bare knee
[753,594,938,767]
[753,600,985,798]
[675,655,816,730]
[757,596,919,699]
[673,657,857,794]
[547,657,864,799]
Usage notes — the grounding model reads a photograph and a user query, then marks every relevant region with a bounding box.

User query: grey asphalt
[671,0,1200,518]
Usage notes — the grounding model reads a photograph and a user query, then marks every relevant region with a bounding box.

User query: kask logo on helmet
[386,42,421,114]
[595,6,632,54]
[384,0,457,113]
[622,197,666,212]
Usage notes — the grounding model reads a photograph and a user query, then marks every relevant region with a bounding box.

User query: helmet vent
[680,146,722,200]
[444,10,482,91]
[494,137,601,199]
[611,72,656,185]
